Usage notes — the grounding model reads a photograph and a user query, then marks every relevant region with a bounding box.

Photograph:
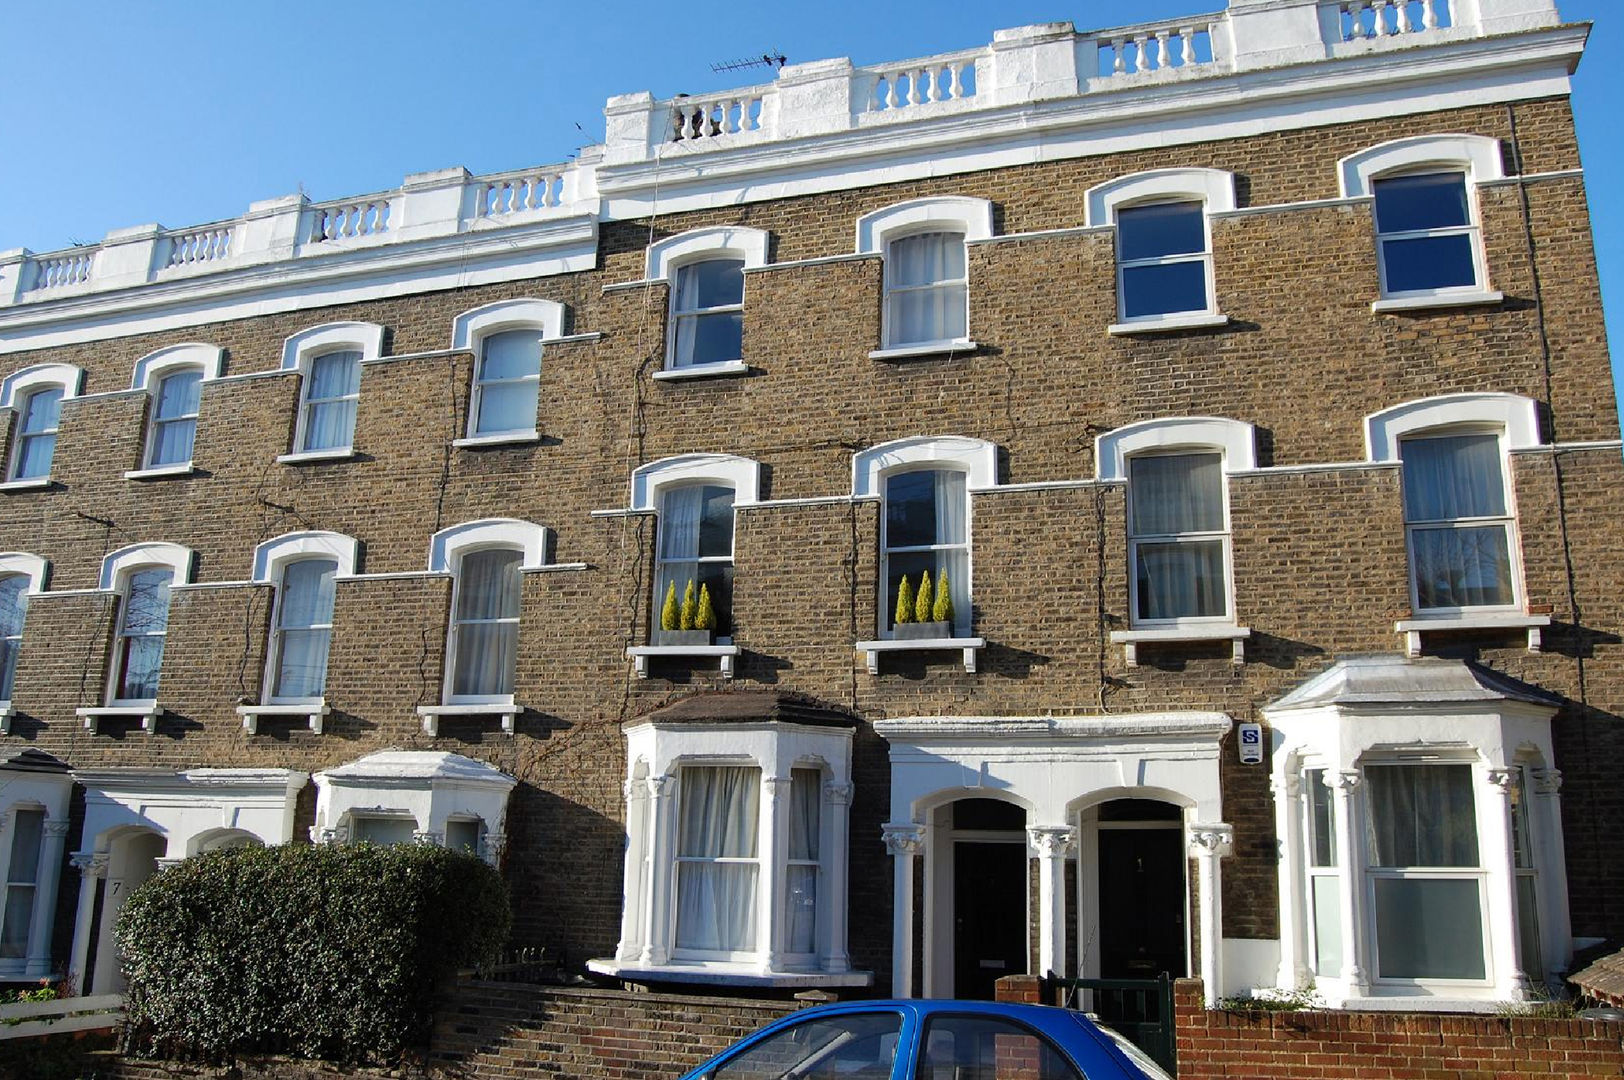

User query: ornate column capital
[1027,825,1075,857]
[1533,768,1563,796]
[308,825,339,845]
[881,823,925,858]
[762,775,794,795]
[1187,823,1234,858]
[1270,773,1301,800]
[823,781,854,805]
[1486,767,1520,796]
[43,820,72,839]
[623,778,645,801]
[1330,771,1362,794]
[69,851,108,877]
[646,774,676,799]
[413,829,443,845]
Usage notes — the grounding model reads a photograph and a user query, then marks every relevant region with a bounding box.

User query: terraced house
[0,0,1615,1040]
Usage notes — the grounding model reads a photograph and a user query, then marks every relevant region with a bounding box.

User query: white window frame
[647,227,769,377]
[251,532,359,707]
[2,364,82,486]
[856,197,993,355]
[672,761,765,963]
[280,322,383,460]
[428,519,548,707]
[1086,169,1235,332]
[98,542,195,708]
[128,344,222,474]
[1339,135,1504,309]
[450,299,564,444]
[1300,765,1342,980]
[878,466,972,639]
[0,554,48,708]
[1124,448,1234,628]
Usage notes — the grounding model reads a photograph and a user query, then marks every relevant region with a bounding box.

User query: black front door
[1098,828,1187,978]
[953,841,1027,999]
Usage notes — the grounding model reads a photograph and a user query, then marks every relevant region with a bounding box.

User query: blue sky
[2,1,1619,411]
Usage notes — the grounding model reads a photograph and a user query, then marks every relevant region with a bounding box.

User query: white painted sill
[1394,612,1550,657]
[627,644,740,680]
[1371,290,1504,313]
[855,637,985,675]
[0,704,12,734]
[868,340,979,361]
[652,361,749,381]
[124,463,195,480]
[77,704,161,734]
[1110,625,1250,667]
[237,701,330,734]
[0,477,51,492]
[416,700,520,736]
[1108,312,1230,336]
[452,431,540,449]
[276,448,355,465]
[586,957,872,988]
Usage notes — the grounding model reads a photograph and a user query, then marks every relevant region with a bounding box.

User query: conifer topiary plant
[915,569,934,624]
[933,571,953,626]
[661,581,680,631]
[695,583,716,632]
[894,575,915,626]
[680,579,697,630]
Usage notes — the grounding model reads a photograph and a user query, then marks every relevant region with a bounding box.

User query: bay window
[1304,769,1342,978]
[0,808,43,959]
[675,765,761,957]
[312,750,515,864]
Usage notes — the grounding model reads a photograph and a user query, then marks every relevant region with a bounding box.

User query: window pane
[1122,261,1209,319]
[674,311,743,367]
[0,886,33,958]
[1509,769,1534,870]
[6,810,43,884]
[1410,525,1514,609]
[1130,454,1223,535]
[308,351,362,400]
[304,400,357,451]
[674,259,744,310]
[279,560,337,629]
[1118,202,1205,261]
[1374,173,1470,233]
[474,381,538,435]
[457,550,522,620]
[446,819,481,854]
[123,570,174,635]
[1311,875,1342,976]
[697,486,736,558]
[352,817,416,847]
[155,371,202,420]
[150,417,197,466]
[15,433,56,479]
[886,550,936,625]
[679,766,759,858]
[890,283,967,344]
[1382,234,1477,293]
[920,1014,1084,1080]
[789,770,820,861]
[20,389,62,435]
[0,641,17,702]
[452,621,518,697]
[676,862,759,952]
[655,561,734,633]
[888,232,964,288]
[1516,874,1542,978]
[712,1012,902,1080]
[1374,877,1486,980]
[1401,435,1506,521]
[479,330,543,382]
[1135,540,1227,621]
[1308,769,1337,867]
[274,627,331,699]
[887,469,967,548]
[1367,764,1479,867]
[118,635,165,700]
[0,576,28,641]
[784,865,817,955]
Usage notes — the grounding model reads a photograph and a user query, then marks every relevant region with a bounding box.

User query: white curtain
[1130,454,1225,621]
[785,769,820,954]
[303,351,360,451]
[15,388,61,479]
[118,568,173,700]
[887,232,966,345]
[274,559,337,699]
[1402,434,1505,520]
[452,549,521,697]
[0,809,42,958]
[675,766,760,953]
[0,576,26,701]
[657,485,704,614]
[935,470,968,629]
[1366,764,1479,867]
[151,371,201,466]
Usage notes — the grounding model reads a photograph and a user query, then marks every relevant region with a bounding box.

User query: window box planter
[892,621,951,641]
[653,628,713,647]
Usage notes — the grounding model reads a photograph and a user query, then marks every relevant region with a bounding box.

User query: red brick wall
[1173,979,1624,1079]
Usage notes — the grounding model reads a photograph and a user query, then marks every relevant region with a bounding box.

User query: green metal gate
[1049,973,1177,1076]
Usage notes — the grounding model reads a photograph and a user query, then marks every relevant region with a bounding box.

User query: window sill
[237,701,330,735]
[627,644,739,680]
[452,432,540,449]
[1110,625,1250,667]
[585,957,872,989]
[0,704,11,735]
[855,637,985,675]
[652,361,749,381]
[1108,312,1230,336]
[1394,612,1550,657]
[0,477,52,492]
[1371,290,1504,314]
[77,704,161,734]
[868,340,979,361]
[276,448,355,465]
[416,700,520,736]
[124,464,194,480]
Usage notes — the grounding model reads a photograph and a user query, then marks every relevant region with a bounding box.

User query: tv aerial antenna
[710,51,788,74]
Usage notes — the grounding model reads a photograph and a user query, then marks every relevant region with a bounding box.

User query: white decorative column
[1532,768,1571,982]
[67,852,107,996]
[1188,824,1233,1006]
[640,774,678,965]
[1484,768,1531,999]
[757,775,791,973]
[821,782,854,973]
[616,778,649,962]
[1330,772,1369,996]
[1271,774,1310,990]
[1028,825,1074,979]
[882,823,925,998]
[24,821,71,978]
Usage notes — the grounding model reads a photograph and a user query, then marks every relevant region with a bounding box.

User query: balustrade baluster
[1396,0,1412,32]
[1110,39,1126,74]
[948,62,964,99]
[1374,0,1391,35]
[1156,31,1172,70]
[1422,0,1438,29]
[1180,28,1197,66]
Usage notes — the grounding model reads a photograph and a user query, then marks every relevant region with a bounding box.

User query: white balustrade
[1337,0,1446,41]
[163,225,232,268]
[476,169,568,218]
[864,53,979,112]
[308,198,392,243]
[26,249,95,292]
[1093,19,1220,78]
[668,91,765,141]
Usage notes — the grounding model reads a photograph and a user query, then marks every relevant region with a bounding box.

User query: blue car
[678,999,1174,1080]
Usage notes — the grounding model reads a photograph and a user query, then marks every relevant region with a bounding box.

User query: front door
[1098,827,1187,978]
[953,840,1027,999]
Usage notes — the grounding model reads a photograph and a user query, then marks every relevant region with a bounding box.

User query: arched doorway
[87,829,166,994]
[925,797,1028,999]
[1079,798,1188,979]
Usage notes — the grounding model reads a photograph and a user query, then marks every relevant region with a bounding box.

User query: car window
[712,1012,903,1080]
[918,1014,1083,1080]
[1085,1021,1174,1080]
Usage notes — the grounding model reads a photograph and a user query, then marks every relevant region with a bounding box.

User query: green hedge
[115,841,510,1064]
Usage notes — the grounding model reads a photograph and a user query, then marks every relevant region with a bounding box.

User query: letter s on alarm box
[1238,722,1263,765]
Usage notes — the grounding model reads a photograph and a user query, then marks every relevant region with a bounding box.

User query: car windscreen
[711,1011,904,1080]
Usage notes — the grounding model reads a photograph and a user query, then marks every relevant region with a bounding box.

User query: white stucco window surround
[1,363,83,489]
[1339,135,1506,311]
[278,322,384,462]
[647,227,769,377]
[79,543,195,731]
[252,530,361,582]
[0,552,49,725]
[0,749,72,980]
[126,343,223,478]
[630,452,763,511]
[68,767,307,995]
[450,299,564,446]
[1364,393,1541,462]
[857,197,993,358]
[1265,655,1568,1010]
[1086,168,1236,334]
[311,751,516,865]
[591,691,868,988]
[873,712,1235,1003]
[97,541,196,591]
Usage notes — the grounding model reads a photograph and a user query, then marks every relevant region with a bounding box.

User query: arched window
[1086,169,1235,331]
[427,520,548,709]
[646,227,769,376]
[856,198,993,354]
[0,555,47,710]
[1,364,83,485]
[281,322,383,458]
[96,543,194,709]
[129,344,222,474]
[450,300,564,443]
